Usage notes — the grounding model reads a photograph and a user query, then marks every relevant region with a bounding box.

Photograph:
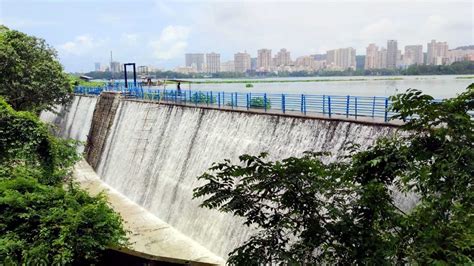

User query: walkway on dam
[129,97,404,126]
[75,86,405,126]
[73,160,225,266]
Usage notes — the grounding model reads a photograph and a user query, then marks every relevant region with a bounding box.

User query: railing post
[303,95,307,115]
[282,94,286,114]
[210,91,213,105]
[328,96,332,118]
[235,92,238,107]
[231,92,234,109]
[355,97,358,119]
[174,90,177,103]
[346,95,350,118]
[246,93,249,110]
[218,92,221,108]
[384,98,389,122]
[222,92,225,108]
[264,93,267,112]
[323,95,326,115]
[195,92,198,106]
[206,92,209,106]
[372,96,376,118]
[300,94,304,114]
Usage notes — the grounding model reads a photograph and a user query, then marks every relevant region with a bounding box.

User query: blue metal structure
[75,85,401,122]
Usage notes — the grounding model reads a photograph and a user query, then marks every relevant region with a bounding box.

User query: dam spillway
[41,93,401,259]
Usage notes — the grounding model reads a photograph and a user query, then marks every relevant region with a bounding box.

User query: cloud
[121,33,139,45]
[98,14,121,24]
[58,35,104,56]
[360,19,397,39]
[149,25,190,60]
[0,17,54,29]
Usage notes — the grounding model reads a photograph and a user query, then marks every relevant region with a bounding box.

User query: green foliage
[250,97,271,109]
[0,97,127,264]
[245,83,253,88]
[402,61,474,75]
[192,92,216,104]
[194,84,474,264]
[0,97,79,185]
[68,75,105,88]
[0,25,72,113]
[0,176,127,265]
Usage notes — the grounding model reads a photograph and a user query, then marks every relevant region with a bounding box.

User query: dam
[41,92,408,262]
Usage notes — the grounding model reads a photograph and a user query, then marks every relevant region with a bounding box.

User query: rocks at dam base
[41,94,409,259]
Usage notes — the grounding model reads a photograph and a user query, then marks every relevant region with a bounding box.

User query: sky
[0,0,473,72]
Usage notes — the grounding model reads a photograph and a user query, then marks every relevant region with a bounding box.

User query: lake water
[109,75,473,99]
[168,75,472,99]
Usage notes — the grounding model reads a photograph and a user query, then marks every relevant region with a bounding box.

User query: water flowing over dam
[42,93,407,259]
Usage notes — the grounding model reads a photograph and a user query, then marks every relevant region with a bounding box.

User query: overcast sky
[1,0,473,72]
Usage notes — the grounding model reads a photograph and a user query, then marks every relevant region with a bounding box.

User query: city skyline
[2,0,471,72]
[94,38,474,74]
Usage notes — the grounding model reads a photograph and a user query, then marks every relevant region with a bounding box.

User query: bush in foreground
[0,98,127,264]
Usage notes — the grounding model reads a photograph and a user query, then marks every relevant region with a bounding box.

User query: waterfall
[41,95,419,259]
[93,99,399,257]
[40,96,97,153]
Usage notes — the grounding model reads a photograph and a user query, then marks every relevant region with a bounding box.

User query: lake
[167,75,473,99]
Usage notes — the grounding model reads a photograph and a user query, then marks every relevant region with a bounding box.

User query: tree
[193,84,474,264]
[0,26,72,113]
[0,98,127,264]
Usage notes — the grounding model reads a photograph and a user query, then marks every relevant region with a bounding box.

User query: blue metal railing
[74,85,400,122]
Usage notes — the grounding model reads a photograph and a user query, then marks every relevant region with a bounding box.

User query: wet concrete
[73,160,225,266]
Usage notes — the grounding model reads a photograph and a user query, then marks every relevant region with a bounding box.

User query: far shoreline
[89,74,474,85]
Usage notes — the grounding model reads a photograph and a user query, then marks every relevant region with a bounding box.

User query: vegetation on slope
[0,26,127,265]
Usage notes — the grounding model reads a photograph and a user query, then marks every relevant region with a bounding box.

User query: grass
[455,76,474,79]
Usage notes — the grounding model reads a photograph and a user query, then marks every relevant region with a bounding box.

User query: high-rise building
[447,48,474,64]
[326,47,356,70]
[377,48,387,69]
[274,48,291,67]
[404,45,424,65]
[312,54,326,61]
[220,61,235,72]
[205,53,220,73]
[110,61,121,73]
[234,52,251,73]
[356,55,365,70]
[427,40,448,65]
[185,53,205,72]
[137,65,149,74]
[94,62,101,72]
[250,57,257,71]
[365,44,379,69]
[387,40,398,69]
[257,49,272,71]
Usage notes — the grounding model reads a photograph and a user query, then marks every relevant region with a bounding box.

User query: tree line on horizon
[79,60,474,80]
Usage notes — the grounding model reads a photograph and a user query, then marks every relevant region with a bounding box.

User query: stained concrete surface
[73,160,225,266]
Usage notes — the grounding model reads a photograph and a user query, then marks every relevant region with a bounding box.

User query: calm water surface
[173,75,472,98]
[111,75,473,99]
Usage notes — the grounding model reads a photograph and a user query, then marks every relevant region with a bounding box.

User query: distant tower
[387,40,398,69]
[110,51,113,79]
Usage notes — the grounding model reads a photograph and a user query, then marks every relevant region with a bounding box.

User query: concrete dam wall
[41,93,401,258]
